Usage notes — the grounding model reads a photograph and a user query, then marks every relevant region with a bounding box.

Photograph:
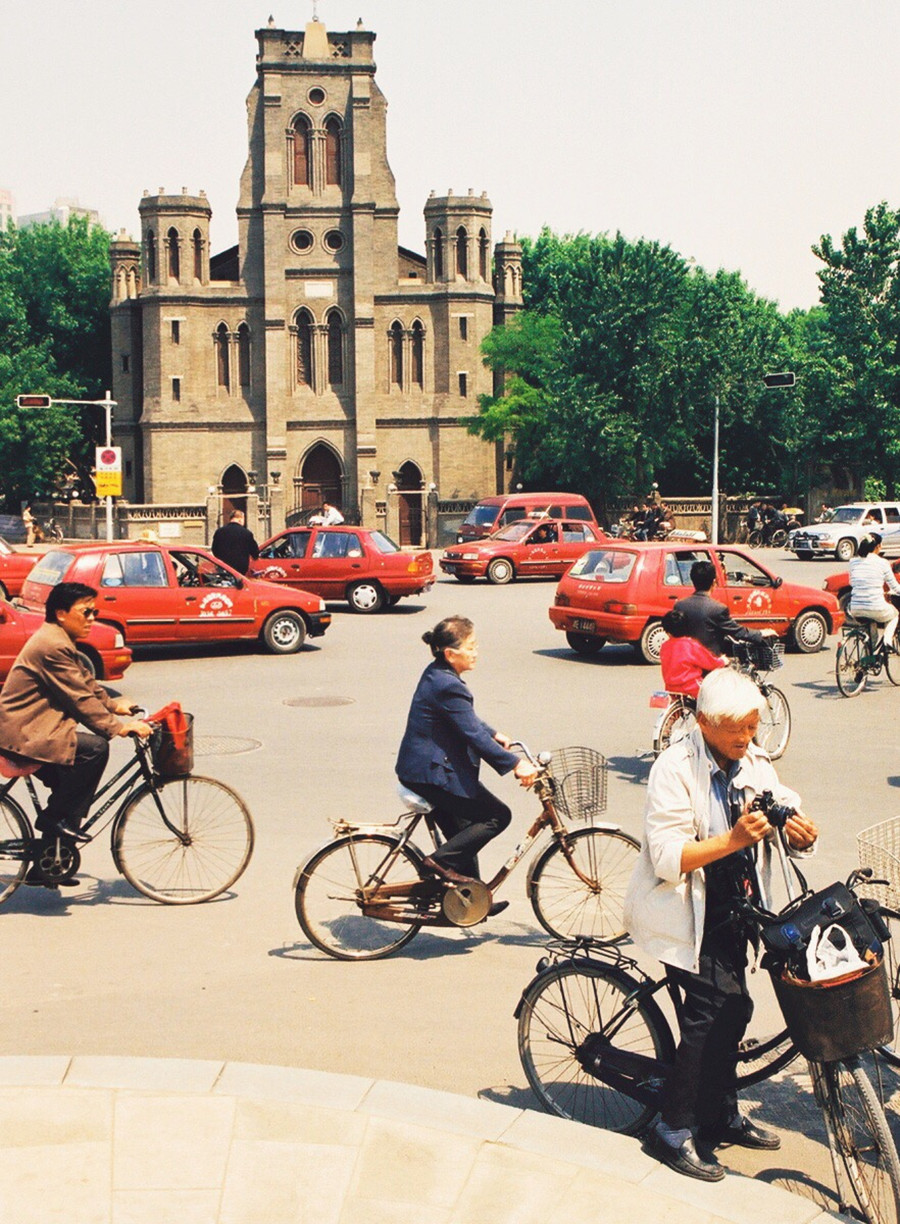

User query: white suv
[789,502,900,561]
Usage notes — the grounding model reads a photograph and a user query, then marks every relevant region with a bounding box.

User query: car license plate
[573,618,595,633]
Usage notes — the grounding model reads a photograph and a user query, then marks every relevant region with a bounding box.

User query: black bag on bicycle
[758,881,883,965]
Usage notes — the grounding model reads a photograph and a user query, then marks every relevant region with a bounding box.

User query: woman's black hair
[661,609,688,637]
[859,533,882,558]
[422,615,473,658]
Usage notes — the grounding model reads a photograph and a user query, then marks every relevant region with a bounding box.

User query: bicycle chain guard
[441,880,491,926]
[35,838,81,883]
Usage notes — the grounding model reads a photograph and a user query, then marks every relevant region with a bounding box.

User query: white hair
[696,667,764,723]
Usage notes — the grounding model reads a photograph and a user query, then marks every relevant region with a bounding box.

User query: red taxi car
[823,560,900,615]
[19,543,331,655]
[0,598,132,683]
[549,542,844,662]
[440,519,607,585]
[250,526,433,613]
[0,537,40,600]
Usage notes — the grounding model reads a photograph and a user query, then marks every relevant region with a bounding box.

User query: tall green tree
[811,202,900,495]
[0,217,111,509]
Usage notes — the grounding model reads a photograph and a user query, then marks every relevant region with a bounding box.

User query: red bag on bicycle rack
[148,702,194,779]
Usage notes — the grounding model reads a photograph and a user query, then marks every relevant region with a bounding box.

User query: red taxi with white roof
[19,543,330,655]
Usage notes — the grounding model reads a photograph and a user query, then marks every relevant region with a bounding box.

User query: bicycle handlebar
[506,741,552,770]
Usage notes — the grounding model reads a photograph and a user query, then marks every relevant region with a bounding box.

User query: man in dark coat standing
[211,510,259,575]
[674,560,769,655]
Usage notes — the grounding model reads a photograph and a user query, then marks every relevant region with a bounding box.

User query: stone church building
[109,17,523,544]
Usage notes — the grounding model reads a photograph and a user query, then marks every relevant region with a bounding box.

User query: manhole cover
[194,736,262,756]
[283,696,356,708]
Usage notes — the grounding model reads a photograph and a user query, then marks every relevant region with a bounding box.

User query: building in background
[17,197,101,230]
[109,18,522,543]
[0,190,14,232]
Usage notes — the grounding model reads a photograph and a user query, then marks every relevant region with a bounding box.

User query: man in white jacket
[625,668,818,1181]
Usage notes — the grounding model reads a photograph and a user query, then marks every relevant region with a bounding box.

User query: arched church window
[167,228,180,282]
[411,321,424,388]
[296,310,313,387]
[433,228,443,279]
[215,323,230,390]
[146,230,156,283]
[293,115,312,188]
[479,228,489,281]
[456,227,468,279]
[325,117,342,186]
[193,229,203,282]
[327,309,343,386]
[390,321,403,387]
[237,323,251,389]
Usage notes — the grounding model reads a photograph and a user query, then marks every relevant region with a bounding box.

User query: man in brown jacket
[0,582,151,852]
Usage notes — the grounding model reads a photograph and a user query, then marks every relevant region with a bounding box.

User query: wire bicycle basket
[858,817,900,912]
[547,747,608,823]
[732,638,784,673]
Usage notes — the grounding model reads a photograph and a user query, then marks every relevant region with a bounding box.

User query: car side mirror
[774,576,783,588]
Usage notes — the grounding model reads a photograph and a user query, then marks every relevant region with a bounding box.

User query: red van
[456,492,596,543]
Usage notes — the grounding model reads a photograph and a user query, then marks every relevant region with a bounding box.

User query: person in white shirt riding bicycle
[848,533,900,653]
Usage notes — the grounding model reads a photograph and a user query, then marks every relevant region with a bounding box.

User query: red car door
[714,549,787,631]
[517,522,559,575]
[302,529,366,598]
[97,548,179,644]
[254,531,316,592]
[169,549,257,641]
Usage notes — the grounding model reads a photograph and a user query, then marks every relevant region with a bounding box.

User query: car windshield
[493,522,535,542]
[369,531,400,554]
[831,507,864,524]
[27,550,74,587]
[463,506,501,527]
[567,549,636,582]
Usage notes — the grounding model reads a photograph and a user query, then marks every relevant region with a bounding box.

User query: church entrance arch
[395,460,423,546]
[221,463,248,521]
[292,443,344,523]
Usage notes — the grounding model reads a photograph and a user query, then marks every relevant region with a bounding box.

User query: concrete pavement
[0,1055,845,1224]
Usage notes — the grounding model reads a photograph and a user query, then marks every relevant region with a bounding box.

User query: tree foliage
[0,218,111,509]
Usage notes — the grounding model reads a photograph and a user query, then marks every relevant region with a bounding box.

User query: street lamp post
[711,394,720,546]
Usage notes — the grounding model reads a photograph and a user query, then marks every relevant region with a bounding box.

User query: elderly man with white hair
[625,667,818,1182]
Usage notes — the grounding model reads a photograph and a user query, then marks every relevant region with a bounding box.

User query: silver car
[789,502,900,561]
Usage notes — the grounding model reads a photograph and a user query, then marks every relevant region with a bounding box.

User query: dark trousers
[398,779,511,880]
[36,731,109,831]
[660,924,754,1132]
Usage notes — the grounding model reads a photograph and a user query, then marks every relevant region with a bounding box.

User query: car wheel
[76,646,99,678]
[348,581,384,613]
[565,631,606,656]
[262,611,307,654]
[790,609,828,653]
[486,558,514,585]
[637,619,667,664]
[796,550,814,560]
[835,538,856,563]
[454,574,477,584]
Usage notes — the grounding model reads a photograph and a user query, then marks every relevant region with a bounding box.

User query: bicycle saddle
[396,783,432,814]
[0,752,40,779]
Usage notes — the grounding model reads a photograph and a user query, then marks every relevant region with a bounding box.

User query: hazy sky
[4,0,899,312]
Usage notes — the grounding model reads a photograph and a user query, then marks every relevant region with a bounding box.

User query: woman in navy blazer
[396,616,536,888]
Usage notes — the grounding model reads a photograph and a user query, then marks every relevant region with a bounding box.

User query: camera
[749,789,795,830]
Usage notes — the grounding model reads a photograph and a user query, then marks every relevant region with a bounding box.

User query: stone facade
[110,19,522,544]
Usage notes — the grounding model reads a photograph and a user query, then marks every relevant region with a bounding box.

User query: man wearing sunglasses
[0,582,150,861]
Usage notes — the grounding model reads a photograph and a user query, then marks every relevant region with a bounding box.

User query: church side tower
[109,232,143,499]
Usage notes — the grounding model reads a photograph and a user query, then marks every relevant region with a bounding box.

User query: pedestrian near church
[211,509,259,575]
[625,668,818,1181]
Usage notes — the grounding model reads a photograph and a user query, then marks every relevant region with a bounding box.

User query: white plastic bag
[806,923,869,982]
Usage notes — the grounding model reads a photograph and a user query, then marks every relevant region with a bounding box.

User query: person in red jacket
[659,609,727,698]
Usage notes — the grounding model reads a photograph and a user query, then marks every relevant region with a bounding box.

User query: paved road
[3,547,899,1212]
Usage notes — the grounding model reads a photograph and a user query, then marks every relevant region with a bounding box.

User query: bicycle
[835,616,900,697]
[293,744,640,961]
[0,717,254,904]
[858,816,900,1070]
[651,637,790,759]
[516,845,900,1223]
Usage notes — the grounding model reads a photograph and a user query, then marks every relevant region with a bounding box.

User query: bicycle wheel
[295,833,427,960]
[735,1026,797,1088]
[874,912,900,1068]
[769,528,788,548]
[836,633,868,697]
[113,776,254,904]
[884,644,900,687]
[654,702,697,756]
[748,529,763,548]
[756,685,791,759]
[0,796,31,902]
[529,827,640,944]
[823,1057,900,1224]
[517,960,675,1135]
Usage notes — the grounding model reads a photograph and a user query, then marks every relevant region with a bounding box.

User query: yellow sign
[96,471,123,497]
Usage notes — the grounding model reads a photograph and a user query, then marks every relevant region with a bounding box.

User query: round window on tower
[324,229,344,253]
[290,229,314,254]
[307,87,326,106]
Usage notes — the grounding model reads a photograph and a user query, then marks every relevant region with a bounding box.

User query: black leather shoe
[701,1116,781,1151]
[421,856,478,887]
[487,901,509,917]
[23,867,59,890]
[643,1129,725,1181]
[49,822,90,845]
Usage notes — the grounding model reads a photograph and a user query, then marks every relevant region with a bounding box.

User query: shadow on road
[606,754,652,787]
[271,923,551,964]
